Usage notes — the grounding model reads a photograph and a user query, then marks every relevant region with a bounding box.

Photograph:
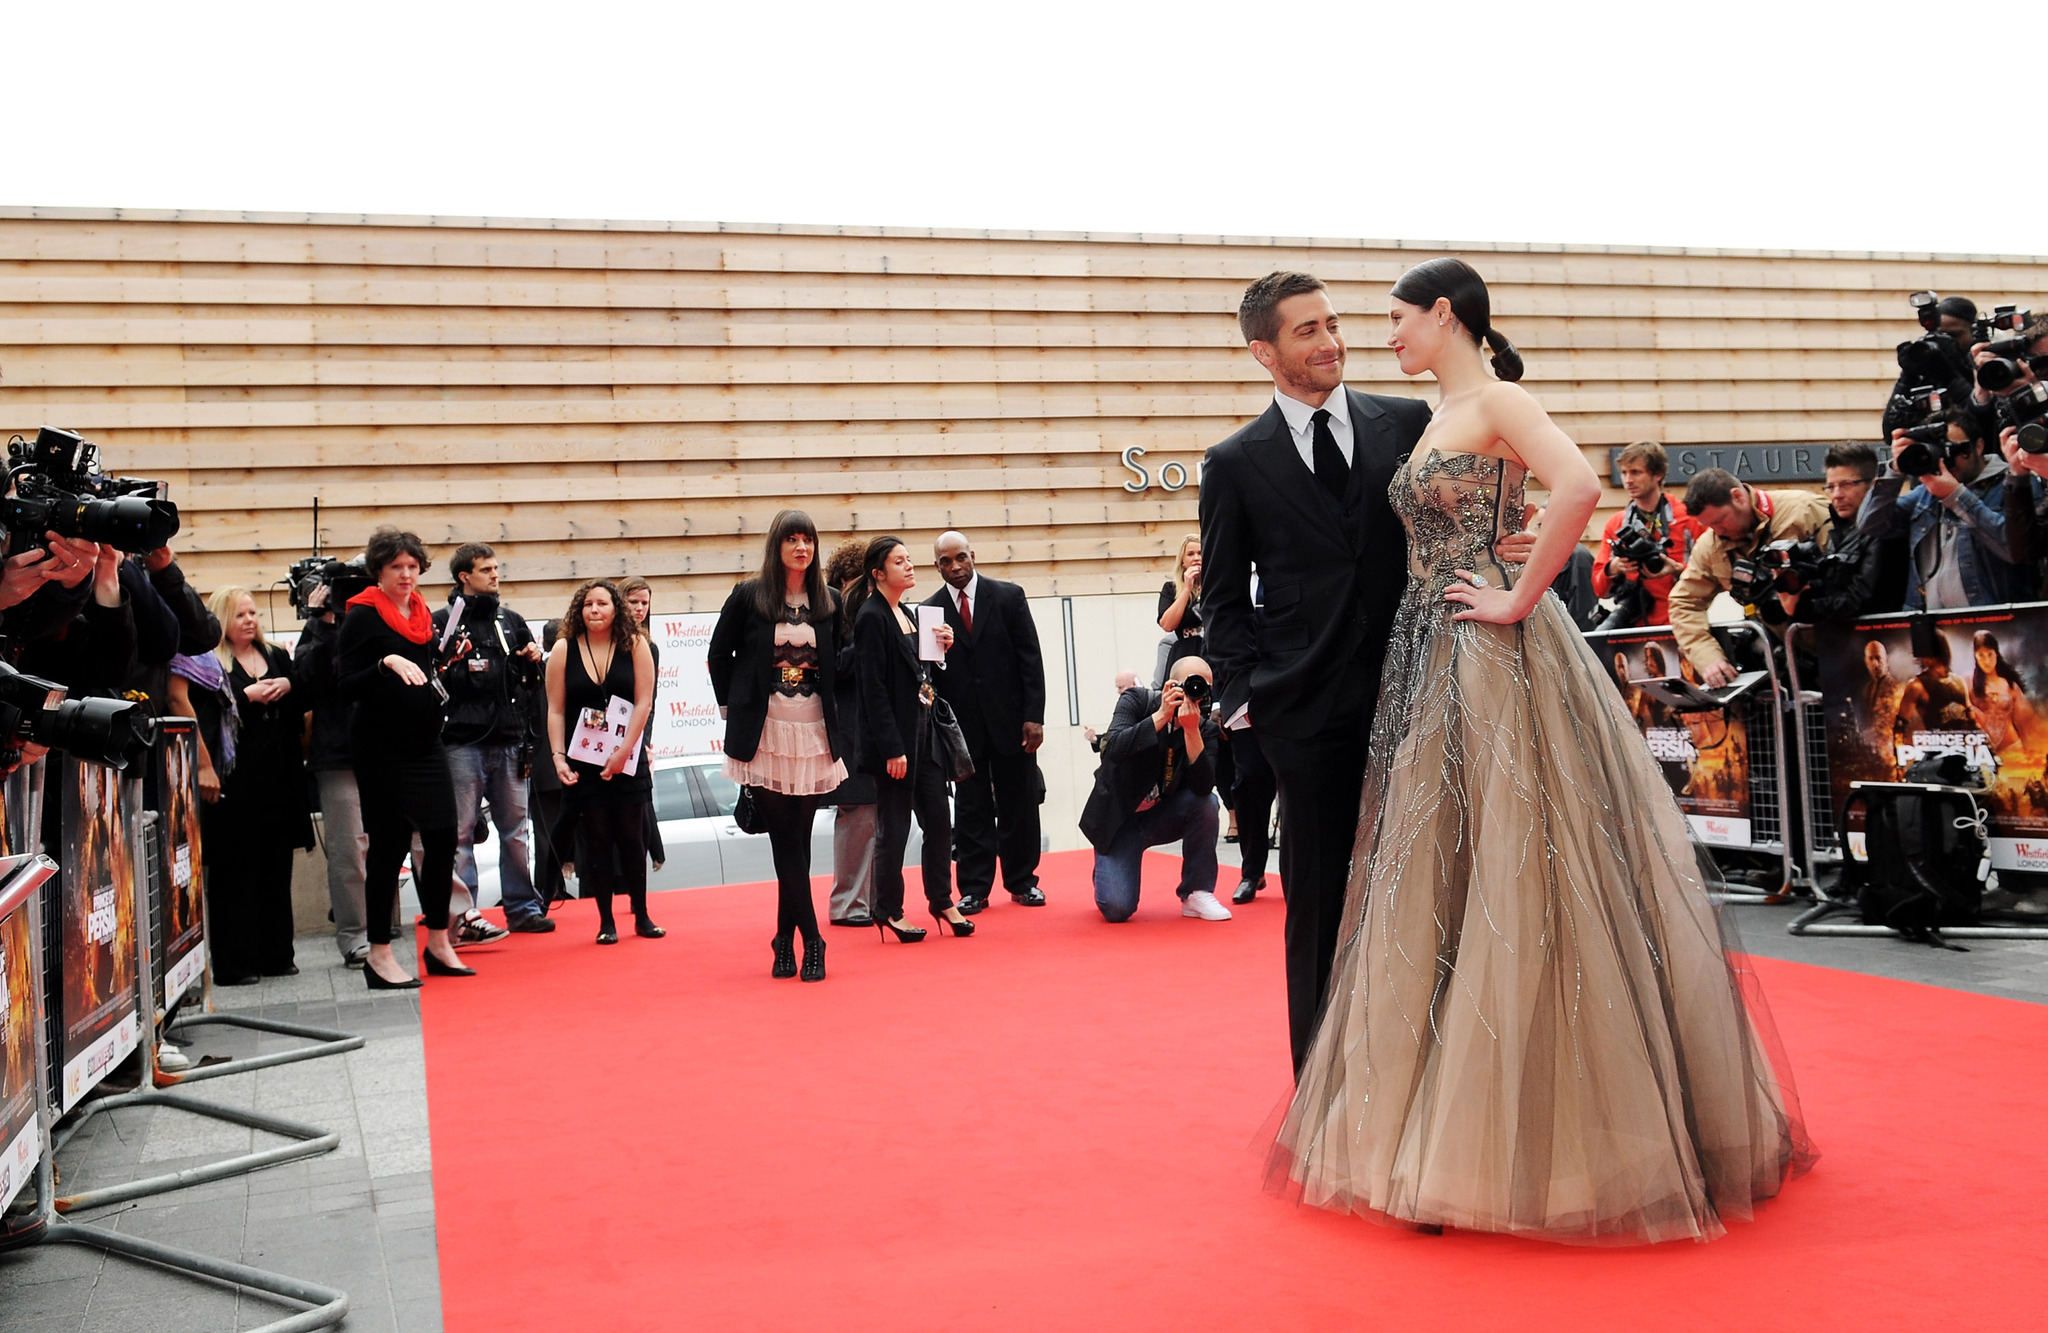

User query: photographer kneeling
[1590,441,1701,629]
[1082,656,1230,924]
[1668,469,1832,686]
[1861,406,2035,611]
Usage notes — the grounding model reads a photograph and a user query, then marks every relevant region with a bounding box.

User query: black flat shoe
[596,930,618,945]
[1232,876,1266,906]
[215,974,261,987]
[800,937,826,982]
[365,967,422,991]
[1009,886,1046,907]
[635,918,666,939]
[875,917,927,943]
[830,914,874,928]
[772,936,798,978]
[956,895,988,916]
[423,953,476,977]
[261,965,300,977]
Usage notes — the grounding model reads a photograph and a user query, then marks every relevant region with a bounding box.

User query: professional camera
[1751,537,1855,596]
[1897,328,1971,391]
[1888,384,1945,426]
[1727,556,1770,607]
[1895,418,1965,477]
[0,659,156,770]
[0,427,180,556]
[1178,672,1212,714]
[1998,381,2048,455]
[1608,522,1667,575]
[284,554,373,621]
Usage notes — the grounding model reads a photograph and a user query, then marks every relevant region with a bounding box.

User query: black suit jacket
[922,576,1046,757]
[706,580,845,765]
[852,593,928,777]
[1079,687,1220,850]
[1199,389,1430,742]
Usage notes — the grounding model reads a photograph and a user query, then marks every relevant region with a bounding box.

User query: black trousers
[952,738,1041,898]
[201,800,299,979]
[574,799,648,929]
[872,755,954,922]
[753,787,822,943]
[1229,725,1278,884]
[1262,703,1376,1078]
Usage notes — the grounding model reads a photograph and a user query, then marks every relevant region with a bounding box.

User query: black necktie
[1311,408,1348,500]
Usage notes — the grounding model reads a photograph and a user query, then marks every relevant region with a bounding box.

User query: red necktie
[959,590,973,635]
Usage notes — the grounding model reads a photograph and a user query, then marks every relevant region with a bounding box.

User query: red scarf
[347,586,432,644]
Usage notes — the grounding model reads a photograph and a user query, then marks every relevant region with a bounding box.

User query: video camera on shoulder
[285,553,373,621]
[1,426,180,556]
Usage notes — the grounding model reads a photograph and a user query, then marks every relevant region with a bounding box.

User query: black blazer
[706,581,844,765]
[921,576,1045,757]
[852,593,928,777]
[1079,687,1219,850]
[1199,388,1429,742]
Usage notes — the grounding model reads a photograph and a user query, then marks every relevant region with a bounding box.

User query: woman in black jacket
[708,511,849,981]
[849,535,967,943]
[337,528,474,989]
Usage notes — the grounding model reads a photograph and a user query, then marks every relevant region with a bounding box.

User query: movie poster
[56,759,138,1112]
[157,721,205,1005]
[0,873,41,1212]
[1816,605,2048,870]
[1588,627,1756,847]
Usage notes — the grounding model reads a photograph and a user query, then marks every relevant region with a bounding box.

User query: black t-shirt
[1158,580,1204,668]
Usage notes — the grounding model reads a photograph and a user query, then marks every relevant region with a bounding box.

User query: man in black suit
[1201,271,1528,1076]
[926,531,1048,912]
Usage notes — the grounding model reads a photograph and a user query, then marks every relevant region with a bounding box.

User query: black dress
[196,644,313,980]
[639,637,666,865]
[561,635,652,927]
[1158,579,1205,671]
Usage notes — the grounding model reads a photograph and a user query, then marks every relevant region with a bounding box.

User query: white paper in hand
[917,604,947,661]
[568,694,640,775]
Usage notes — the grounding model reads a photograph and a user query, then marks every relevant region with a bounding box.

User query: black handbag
[921,670,976,782]
[733,784,766,835]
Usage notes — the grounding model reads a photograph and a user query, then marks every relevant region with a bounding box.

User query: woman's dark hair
[841,534,906,627]
[1971,630,2024,699]
[1389,257,1523,383]
[824,538,868,589]
[752,509,831,622]
[364,527,431,578]
[560,579,635,651]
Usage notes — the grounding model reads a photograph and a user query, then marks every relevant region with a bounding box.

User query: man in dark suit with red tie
[1200,271,1531,1076]
[925,532,1048,913]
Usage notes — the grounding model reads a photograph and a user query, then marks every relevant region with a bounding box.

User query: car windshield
[652,765,694,822]
[697,764,741,818]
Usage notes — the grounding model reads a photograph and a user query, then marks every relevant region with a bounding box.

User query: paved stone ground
[0,933,440,1333]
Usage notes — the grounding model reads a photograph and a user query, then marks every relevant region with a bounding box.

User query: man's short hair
[2022,315,2048,350]
[449,542,495,581]
[1616,441,1668,478]
[1238,272,1327,346]
[1823,441,1878,481]
[1683,468,1740,514]
[1943,403,1984,445]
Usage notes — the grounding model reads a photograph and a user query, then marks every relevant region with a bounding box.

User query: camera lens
[2019,421,2048,455]
[1979,358,2024,394]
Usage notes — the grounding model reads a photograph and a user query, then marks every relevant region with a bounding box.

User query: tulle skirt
[1268,570,1816,1245]
[725,693,847,797]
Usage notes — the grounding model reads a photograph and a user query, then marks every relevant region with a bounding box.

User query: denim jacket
[1858,455,2039,609]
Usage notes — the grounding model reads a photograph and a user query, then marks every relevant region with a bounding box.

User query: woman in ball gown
[1268,259,1815,1245]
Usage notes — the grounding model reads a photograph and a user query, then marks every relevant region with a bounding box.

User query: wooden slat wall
[2,207,2044,615]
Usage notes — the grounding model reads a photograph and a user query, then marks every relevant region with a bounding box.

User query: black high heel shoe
[930,907,976,938]
[772,936,798,978]
[364,966,422,991]
[424,952,476,978]
[875,916,927,943]
[800,937,826,982]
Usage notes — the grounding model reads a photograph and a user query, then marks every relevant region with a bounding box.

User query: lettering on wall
[1610,444,1828,485]
[1120,446,1201,494]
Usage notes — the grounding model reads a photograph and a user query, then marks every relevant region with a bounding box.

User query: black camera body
[1608,522,1667,575]
[1,426,180,556]
[285,554,374,620]
[1895,418,1964,477]
[1177,672,1213,715]
[0,659,155,770]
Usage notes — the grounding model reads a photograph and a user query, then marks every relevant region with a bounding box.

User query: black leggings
[753,788,822,944]
[575,800,649,930]
[364,814,454,947]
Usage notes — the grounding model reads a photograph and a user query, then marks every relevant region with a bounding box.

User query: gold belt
[779,665,817,687]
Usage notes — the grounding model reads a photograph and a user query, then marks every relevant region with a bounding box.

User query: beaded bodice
[1391,448,1528,608]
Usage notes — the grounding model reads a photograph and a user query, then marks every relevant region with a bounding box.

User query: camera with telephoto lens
[1751,537,1854,596]
[1178,672,1212,715]
[1,427,180,556]
[1608,521,1667,576]
[1999,381,2048,455]
[0,659,156,770]
[285,554,374,621]
[1897,327,1972,390]
[1895,418,1966,477]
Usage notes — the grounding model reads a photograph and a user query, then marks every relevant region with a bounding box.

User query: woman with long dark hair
[1970,629,2038,758]
[848,535,968,942]
[708,511,850,981]
[546,580,660,944]
[1270,258,1810,1243]
[337,529,473,989]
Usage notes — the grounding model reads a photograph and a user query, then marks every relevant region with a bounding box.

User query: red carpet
[420,851,2048,1332]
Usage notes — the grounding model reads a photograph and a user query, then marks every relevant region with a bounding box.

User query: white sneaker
[1181,890,1232,921]
[157,1043,192,1073]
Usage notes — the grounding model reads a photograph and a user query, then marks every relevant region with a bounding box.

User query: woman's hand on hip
[1443,570,1532,625]
[886,755,907,780]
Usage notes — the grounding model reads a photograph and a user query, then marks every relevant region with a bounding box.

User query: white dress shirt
[948,572,980,626]
[1273,384,1354,475]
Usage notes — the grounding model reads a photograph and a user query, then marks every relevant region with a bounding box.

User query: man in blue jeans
[432,544,549,935]
[1081,657,1229,923]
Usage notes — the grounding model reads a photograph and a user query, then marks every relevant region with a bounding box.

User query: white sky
[8,1,2041,256]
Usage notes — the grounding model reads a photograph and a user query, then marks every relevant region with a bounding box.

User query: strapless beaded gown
[1268,448,1815,1245]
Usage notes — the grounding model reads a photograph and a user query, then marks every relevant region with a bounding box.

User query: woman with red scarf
[337,527,475,989]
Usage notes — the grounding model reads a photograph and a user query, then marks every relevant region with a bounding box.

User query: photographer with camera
[432,543,549,937]
[1589,441,1701,629]
[1082,655,1230,923]
[1885,293,1985,439]
[1771,442,1909,623]
[1668,469,1832,686]
[1978,317,2048,568]
[1861,404,2036,611]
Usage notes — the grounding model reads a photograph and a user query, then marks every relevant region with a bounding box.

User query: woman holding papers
[847,534,967,945]
[547,579,659,945]
[708,510,851,982]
